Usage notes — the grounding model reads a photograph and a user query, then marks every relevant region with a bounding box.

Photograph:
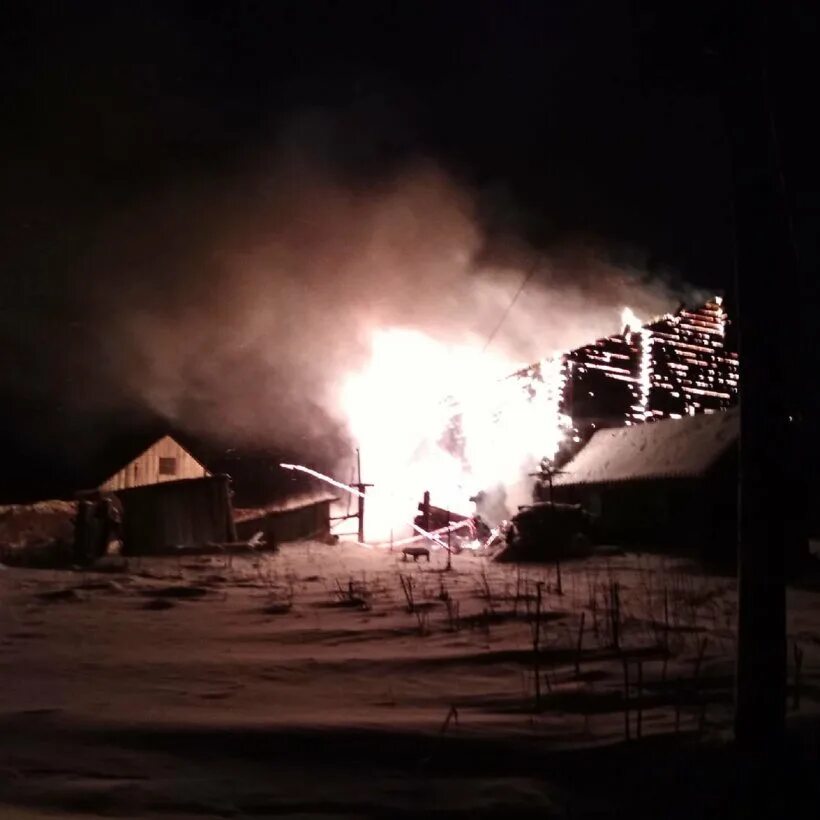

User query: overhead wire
[481,260,540,353]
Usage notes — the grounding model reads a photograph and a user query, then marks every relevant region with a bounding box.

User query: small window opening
[159,457,177,476]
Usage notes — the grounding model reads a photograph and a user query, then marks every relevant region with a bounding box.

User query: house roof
[554,408,739,487]
[71,428,231,494]
[74,429,173,491]
[67,422,343,505]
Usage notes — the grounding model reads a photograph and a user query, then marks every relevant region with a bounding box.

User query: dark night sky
[0,1,816,500]
[2,2,739,273]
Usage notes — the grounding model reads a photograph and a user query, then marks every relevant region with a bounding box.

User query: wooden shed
[116,475,236,555]
[99,435,208,492]
[552,409,739,561]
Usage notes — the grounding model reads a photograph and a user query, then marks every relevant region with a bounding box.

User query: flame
[634,328,653,421]
[714,297,726,338]
[621,306,641,332]
[338,326,569,541]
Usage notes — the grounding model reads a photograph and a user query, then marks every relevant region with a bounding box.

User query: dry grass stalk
[398,573,415,613]
[574,611,586,676]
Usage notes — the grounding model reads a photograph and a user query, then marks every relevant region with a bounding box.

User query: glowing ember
[632,326,653,422]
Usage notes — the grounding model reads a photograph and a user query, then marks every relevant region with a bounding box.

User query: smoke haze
[4,109,700,481]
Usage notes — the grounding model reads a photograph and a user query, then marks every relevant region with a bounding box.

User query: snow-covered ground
[1,541,818,818]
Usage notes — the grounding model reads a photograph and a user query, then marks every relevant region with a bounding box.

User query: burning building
[494,297,739,473]
[562,298,739,434]
[314,298,740,542]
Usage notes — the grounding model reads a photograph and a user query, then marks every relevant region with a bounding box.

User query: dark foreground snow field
[1,542,818,818]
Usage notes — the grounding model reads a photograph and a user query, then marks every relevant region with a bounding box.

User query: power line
[481,260,540,353]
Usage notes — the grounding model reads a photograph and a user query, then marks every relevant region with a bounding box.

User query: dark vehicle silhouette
[496,501,594,562]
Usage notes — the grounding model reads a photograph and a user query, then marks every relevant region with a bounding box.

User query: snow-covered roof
[234,491,338,521]
[554,408,738,486]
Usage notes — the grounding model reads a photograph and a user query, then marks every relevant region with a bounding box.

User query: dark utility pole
[725,2,800,749]
[421,490,431,532]
[446,510,452,571]
[354,448,373,544]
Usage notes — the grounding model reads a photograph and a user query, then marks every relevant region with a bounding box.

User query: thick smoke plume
[0,104,707,516]
[2,107,703,507]
[84,139,688,470]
